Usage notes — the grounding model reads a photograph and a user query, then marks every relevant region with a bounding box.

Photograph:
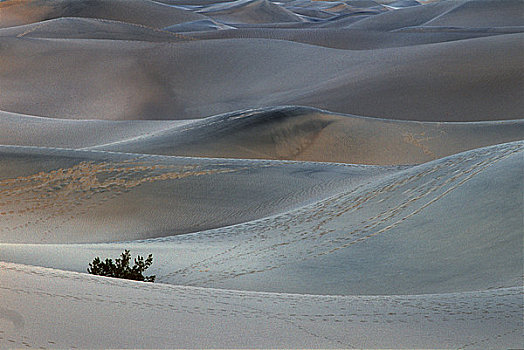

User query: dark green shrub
[87,250,155,282]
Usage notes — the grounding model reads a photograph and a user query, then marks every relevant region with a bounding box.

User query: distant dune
[0,34,522,121]
[0,0,206,28]
[0,17,194,41]
[197,0,305,24]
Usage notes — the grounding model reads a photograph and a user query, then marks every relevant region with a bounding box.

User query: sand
[0,0,522,348]
[0,26,522,121]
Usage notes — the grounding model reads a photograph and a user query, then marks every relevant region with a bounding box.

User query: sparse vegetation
[87,250,155,282]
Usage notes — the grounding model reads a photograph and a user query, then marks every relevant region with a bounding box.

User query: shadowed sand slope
[88,106,524,164]
[0,145,397,243]
[1,262,522,348]
[0,34,522,121]
[0,0,207,29]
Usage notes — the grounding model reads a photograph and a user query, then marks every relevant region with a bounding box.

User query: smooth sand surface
[0,110,187,148]
[1,261,521,348]
[187,26,516,49]
[1,0,523,122]
[0,0,522,348]
[0,34,522,121]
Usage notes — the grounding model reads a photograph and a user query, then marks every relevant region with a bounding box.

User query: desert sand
[0,0,523,348]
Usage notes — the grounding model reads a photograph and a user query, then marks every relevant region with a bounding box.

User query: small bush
[87,250,155,282]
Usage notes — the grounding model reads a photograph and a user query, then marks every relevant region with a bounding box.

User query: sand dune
[4,142,519,295]
[88,106,524,165]
[0,17,194,41]
[422,0,524,28]
[187,26,516,50]
[0,145,396,243]
[348,0,524,30]
[0,109,184,148]
[0,33,522,121]
[163,18,235,32]
[0,0,207,29]
[196,0,305,24]
[0,0,522,348]
[1,261,521,348]
[3,107,521,165]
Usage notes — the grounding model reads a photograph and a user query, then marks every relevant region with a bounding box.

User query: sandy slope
[3,107,521,165]
[0,33,522,121]
[1,142,521,295]
[1,262,521,348]
[0,110,186,148]
[0,143,522,348]
[87,106,524,165]
[0,145,397,243]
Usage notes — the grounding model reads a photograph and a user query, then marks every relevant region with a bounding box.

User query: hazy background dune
[0,0,207,29]
[0,17,195,41]
[0,34,522,121]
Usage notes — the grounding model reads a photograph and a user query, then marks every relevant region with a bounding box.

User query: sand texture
[0,0,522,348]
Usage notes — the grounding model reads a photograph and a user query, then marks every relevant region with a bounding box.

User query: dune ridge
[86,106,524,165]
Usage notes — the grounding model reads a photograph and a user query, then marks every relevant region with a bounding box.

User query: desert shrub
[87,250,155,282]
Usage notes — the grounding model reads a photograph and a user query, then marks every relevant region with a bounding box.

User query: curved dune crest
[3,107,522,165]
[187,26,516,50]
[0,109,186,148]
[0,17,194,41]
[148,141,523,295]
[88,106,524,165]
